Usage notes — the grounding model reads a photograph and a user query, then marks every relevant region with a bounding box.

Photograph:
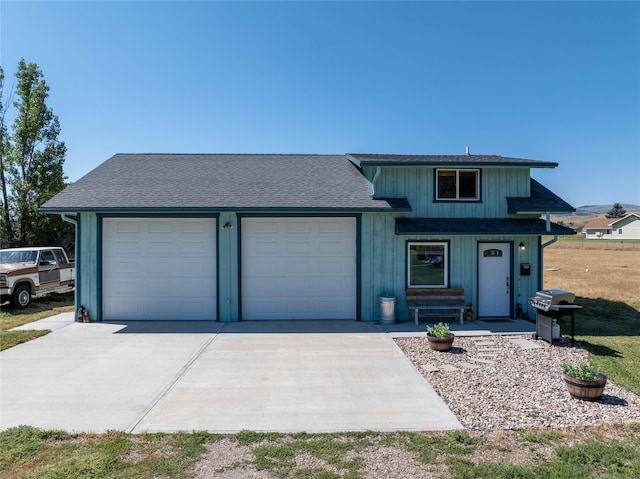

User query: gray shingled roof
[41,154,410,212]
[507,179,575,214]
[348,153,558,168]
[395,218,576,236]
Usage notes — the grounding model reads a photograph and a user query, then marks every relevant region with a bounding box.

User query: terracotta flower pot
[562,373,607,401]
[427,333,455,352]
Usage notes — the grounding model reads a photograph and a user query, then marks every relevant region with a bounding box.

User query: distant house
[41,153,575,323]
[583,217,614,239]
[583,213,640,240]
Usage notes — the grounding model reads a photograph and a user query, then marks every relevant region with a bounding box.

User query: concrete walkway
[1,317,465,434]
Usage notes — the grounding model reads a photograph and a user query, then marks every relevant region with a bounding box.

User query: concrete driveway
[1,316,462,433]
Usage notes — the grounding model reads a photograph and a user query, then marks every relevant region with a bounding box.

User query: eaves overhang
[395,218,576,236]
[39,203,412,215]
[348,154,558,168]
[507,179,575,215]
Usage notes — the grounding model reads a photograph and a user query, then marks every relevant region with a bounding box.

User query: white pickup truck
[0,247,75,308]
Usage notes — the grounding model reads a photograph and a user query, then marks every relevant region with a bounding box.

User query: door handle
[506,276,510,294]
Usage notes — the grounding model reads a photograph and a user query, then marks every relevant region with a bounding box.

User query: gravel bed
[395,334,640,430]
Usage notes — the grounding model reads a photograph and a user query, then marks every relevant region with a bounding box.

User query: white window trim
[407,241,449,288]
[436,168,480,201]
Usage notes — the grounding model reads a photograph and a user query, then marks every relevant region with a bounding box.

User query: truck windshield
[0,250,38,265]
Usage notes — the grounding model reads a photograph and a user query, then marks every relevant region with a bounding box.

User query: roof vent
[466,146,470,156]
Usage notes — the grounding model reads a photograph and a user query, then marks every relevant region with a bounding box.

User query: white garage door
[241,217,357,320]
[103,218,216,320]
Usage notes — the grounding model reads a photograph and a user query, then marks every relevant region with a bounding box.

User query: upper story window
[436,169,480,201]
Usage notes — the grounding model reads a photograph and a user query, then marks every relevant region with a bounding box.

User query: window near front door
[436,169,480,200]
[408,242,448,287]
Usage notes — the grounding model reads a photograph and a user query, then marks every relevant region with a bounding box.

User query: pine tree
[605,202,627,219]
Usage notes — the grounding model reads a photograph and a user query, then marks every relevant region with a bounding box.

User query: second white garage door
[241,217,357,320]
[103,218,217,320]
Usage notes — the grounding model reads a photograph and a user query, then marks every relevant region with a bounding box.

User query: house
[583,213,640,240]
[582,216,614,239]
[41,153,575,323]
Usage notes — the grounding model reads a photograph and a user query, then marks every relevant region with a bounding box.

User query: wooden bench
[406,288,466,325]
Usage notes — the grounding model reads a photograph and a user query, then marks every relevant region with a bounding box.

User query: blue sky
[2,1,639,208]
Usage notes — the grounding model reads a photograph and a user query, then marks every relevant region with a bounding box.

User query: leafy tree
[0,60,72,248]
[605,202,627,219]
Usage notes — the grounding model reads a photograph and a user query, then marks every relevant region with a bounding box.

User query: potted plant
[560,361,607,401]
[426,322,455,351]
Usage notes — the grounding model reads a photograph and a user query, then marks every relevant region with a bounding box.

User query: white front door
[477,242,511,318]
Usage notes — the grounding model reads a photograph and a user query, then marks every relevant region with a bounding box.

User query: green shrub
[426,322,450,338]
[560,361,600,381]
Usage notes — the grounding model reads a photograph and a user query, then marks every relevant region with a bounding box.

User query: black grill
[529,289,582,345]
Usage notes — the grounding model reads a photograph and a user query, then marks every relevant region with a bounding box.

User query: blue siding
[77,212,100,320]
[370,166,530,218]
[218,212,239,322]
[360,212,542,321]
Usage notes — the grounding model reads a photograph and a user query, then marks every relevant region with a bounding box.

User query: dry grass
[544,242,640,308]
[543,241,640,395]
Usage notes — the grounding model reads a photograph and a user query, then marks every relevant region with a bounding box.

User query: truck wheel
[12,284,31,309]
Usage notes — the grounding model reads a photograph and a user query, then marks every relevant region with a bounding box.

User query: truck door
[38,250,61,286]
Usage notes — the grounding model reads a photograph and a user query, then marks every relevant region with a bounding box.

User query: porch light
[519,242,526,251]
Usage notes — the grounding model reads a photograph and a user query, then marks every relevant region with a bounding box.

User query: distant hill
[551,204,640,233]
[568,204,640,216]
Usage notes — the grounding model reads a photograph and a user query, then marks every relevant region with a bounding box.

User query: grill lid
[529,289,575,311]
[534,289,575,303]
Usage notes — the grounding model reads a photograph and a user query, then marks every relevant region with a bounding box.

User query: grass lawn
[0,292,74,351]
[1,425,638,478]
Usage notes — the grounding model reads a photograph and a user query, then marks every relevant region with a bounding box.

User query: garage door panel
[180,222,208,234]
[180,302,208,314]
[286,301,311,314]
[286,241,311,254]
[113,221,140,234]
[286,221,312,234]
[179,278,215,296]
[286,278,312,295]
[249,240,279,255]
[243,278,282,296]
[111,280,138,295]
[147,262,166,274]
[242,217,356,320]
[318,241,345,254]
[286,261,311,274]
[180,241,208,255]
[244,300,280,316]
[317,280,350,296]
[112,261,139,275]
[319,261,345,275]
[319,221,347,233]
[115,242,140,254]
[319,301,344,313]
[149,302,172,314]
[103,218,216,320]
[148,241,171,254]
